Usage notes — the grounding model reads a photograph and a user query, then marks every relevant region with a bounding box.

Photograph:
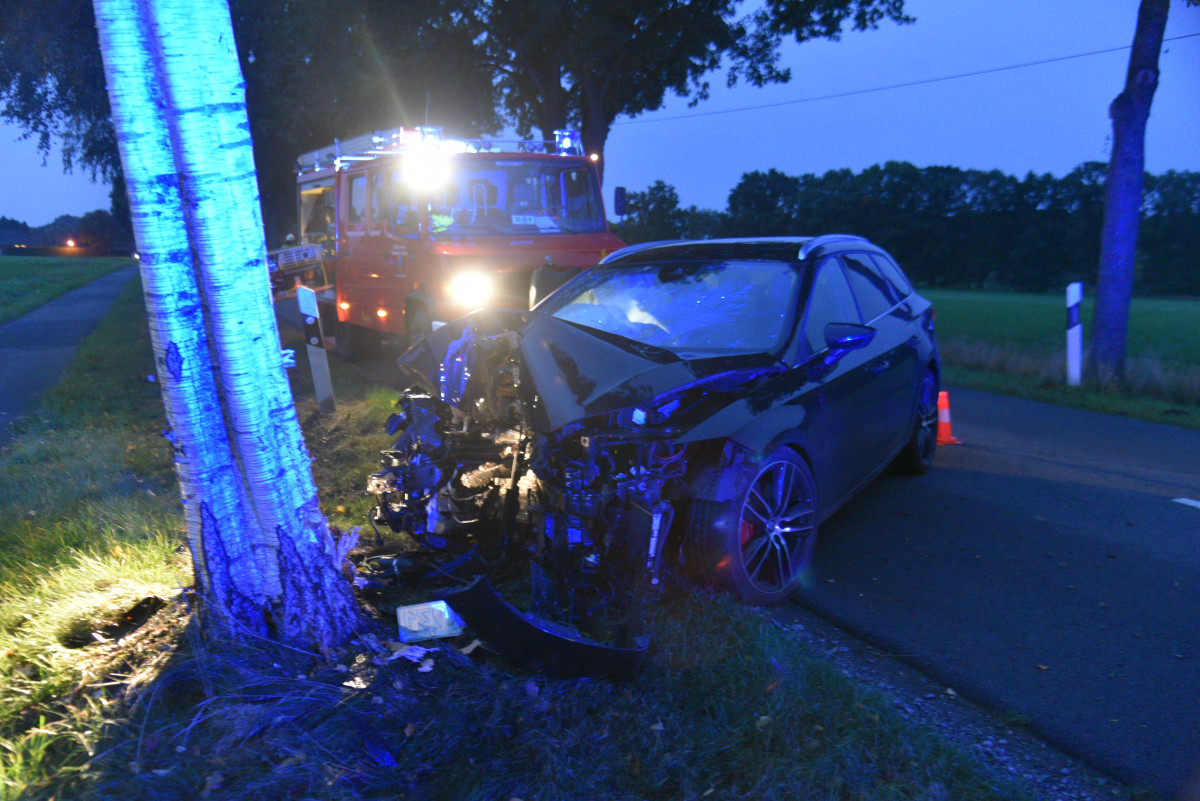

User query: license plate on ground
[395,600,466,643]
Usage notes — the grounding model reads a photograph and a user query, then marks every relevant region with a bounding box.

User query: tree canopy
[0,0,117,178]
[1,0,500,241]
[445,0,909,177]
[2,0,909,240]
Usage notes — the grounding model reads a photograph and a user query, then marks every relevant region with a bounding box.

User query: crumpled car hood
[518,314,780,432]
[394,310,783,434]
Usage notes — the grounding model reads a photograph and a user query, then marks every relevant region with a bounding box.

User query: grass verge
[0,278,190,800]
[0,257,134,327]
[941,362,1200,430]
[39,588,1038,801]
[0,280,1062,800]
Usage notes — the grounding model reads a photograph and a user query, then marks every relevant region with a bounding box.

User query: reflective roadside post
[297,285,335,412]
[1066,282,1083,386]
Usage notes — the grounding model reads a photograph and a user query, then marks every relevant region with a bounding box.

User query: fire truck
[277,126,626,359]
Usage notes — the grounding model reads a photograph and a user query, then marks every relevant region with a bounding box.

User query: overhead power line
[614,31,1200,126]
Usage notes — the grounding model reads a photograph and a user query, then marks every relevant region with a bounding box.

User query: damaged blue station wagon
[366,236,939,676]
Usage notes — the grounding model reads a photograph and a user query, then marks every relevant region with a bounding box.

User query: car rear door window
[804,257,861,353]
[842,253,897,322]
[868,252,913,298]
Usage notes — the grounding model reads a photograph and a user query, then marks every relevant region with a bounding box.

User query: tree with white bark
[92,0,358,652]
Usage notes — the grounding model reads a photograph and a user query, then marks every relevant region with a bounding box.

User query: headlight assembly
[447,271,494,309]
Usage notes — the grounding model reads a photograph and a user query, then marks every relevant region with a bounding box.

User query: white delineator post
[1067,282,1083,386]
[297,286,334,413]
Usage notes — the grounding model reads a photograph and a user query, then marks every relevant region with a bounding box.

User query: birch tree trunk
[93,0,358,652]
[1089,0,1170,381]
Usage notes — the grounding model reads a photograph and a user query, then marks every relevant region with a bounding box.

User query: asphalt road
[0,266,138,446]
[794,387,1200,798]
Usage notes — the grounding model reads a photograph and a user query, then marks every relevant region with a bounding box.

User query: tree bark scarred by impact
[93,0,358,652]
[1090,0,1170,381]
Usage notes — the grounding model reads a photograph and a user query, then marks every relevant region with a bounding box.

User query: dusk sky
[2,0,1198,227]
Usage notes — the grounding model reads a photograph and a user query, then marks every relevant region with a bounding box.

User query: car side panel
[861,305,923,459]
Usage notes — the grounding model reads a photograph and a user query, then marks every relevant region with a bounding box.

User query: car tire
[892,369,939,475]
[686,447,818,605]
[529,266,579,308]
[404,303,432,347]
[335,321,380,362]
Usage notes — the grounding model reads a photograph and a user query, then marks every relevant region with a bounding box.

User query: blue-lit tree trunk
[93,0,358,651]
[1089,0,1170,381]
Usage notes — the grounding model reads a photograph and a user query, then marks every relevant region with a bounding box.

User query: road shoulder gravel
[769,601,1135,801]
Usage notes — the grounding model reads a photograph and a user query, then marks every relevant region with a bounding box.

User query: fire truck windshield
[421,159,606,237]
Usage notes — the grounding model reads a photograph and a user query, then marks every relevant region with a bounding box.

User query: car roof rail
[798,234,871,260]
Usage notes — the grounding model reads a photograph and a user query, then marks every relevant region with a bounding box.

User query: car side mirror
[613,186,627,217]
[821,322,876,368]
[824,322,875,351]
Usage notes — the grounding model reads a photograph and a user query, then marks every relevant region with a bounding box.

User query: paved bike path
[0,266,138,446]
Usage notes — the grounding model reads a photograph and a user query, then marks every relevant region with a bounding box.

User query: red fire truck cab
[292,126,626,359]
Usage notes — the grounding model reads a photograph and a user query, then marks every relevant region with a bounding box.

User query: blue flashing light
[632,408,648,425]
[554,129,582,155]
[416,126,444,143]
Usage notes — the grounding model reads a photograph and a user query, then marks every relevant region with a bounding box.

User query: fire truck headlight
[447,272,493,309]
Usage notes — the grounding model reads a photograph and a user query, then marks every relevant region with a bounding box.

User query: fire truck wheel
[335,321,380,362]
[530,267,580,308]
[405,304,432,347]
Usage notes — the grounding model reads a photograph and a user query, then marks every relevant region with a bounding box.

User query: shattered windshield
[540,260,803,355]
[423,158,606,236]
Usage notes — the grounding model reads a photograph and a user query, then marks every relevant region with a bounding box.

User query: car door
[799,256,883,512]
[840,252,920,461]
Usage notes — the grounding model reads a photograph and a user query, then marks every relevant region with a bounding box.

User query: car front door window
[803,256,860,356]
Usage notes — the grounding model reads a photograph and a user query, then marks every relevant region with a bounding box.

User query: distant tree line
[0,216,29,233]
[620,162,1200,296]
[0,209,130,252]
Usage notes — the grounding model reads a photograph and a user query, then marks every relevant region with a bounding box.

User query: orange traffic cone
[936,391,960,445]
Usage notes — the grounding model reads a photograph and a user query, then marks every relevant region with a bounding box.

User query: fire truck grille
[277,245,322,268]
[493,270,533,309]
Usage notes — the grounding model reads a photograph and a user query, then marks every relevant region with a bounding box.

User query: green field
[921,288,1200,427]
[925,288,1200,368]
[0,256,134,327]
